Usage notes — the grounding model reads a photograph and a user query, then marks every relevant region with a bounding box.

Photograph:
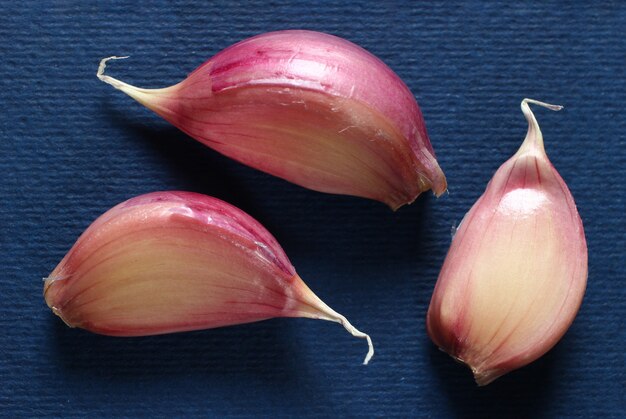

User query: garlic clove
[44,191,373,364]
[426,99,587,385]
[97,30,446,209]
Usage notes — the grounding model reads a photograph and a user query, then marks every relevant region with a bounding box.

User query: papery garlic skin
[44,191,373,364]
[97,30,446,209]
[427,99,587,385]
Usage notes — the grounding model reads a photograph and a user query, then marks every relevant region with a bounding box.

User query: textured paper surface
[0,1,624,417]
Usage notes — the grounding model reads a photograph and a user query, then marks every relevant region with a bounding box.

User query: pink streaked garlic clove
[44,191,373,364]
[426,99,587,385]
[97,30,446,210]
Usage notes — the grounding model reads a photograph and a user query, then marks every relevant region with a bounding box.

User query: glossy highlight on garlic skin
[44,191,373,364]
[97,30,446,209]
[426,99,587,385]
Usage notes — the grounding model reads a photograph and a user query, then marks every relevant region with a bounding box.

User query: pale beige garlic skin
[44,191,373,364]
[426,99,587,385]
[97,30,446,210]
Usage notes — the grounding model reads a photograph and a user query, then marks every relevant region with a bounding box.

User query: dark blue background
[1,1,624,417]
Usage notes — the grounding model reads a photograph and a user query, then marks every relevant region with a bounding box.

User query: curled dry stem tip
[521,98,564,112]
[97,56,131,90]
[97,56,166,109]
[295,277,374,364]
[518,98,564,155]
[333,314,375,365]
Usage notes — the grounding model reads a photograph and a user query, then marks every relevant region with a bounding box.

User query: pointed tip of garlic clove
[97,56,130,88]
[517,98,564,156]
[97,56,178,112]
[289,274,374,365]
[335,314,374,365]
[521,98,564,113]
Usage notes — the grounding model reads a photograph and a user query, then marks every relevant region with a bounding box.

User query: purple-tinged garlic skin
[427,99,587,385]
[97,30,446,209]
[44,191,373,364]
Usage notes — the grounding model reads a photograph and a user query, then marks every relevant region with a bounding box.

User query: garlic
[44,191,373,364]
[426,99,587,385]
[97,30,446,210]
